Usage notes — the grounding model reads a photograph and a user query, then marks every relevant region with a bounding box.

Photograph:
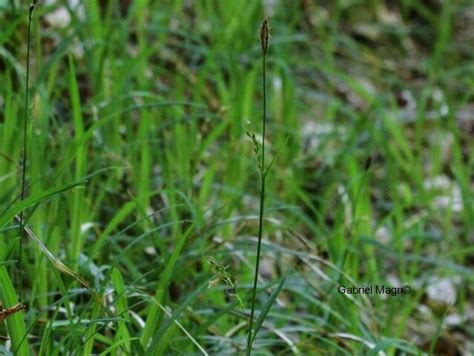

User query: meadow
[0,0,473,354]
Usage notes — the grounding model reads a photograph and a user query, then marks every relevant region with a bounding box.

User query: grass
[246,18,271,355]
[17,2,36,306]
[0,0,473,354]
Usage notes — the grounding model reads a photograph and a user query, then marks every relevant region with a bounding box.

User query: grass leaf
[0,267,29,355]
[145,280,210,354]
[0,180,86,228]
[251,275,286,344]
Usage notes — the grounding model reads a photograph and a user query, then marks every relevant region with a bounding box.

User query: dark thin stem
[19,3,35,303]
[246,52,267,355]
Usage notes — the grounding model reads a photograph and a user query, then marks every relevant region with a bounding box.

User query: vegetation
[0,0,473,354]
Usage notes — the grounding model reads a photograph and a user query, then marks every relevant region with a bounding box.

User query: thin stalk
[246,18,269,355]
[19,2,36,303]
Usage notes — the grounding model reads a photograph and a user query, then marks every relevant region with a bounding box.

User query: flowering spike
[260,18,269,55]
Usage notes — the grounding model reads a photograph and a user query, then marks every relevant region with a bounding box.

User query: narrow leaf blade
[252,276,286,343]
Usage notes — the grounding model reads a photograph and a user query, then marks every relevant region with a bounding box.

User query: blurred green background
[0,0,473,354]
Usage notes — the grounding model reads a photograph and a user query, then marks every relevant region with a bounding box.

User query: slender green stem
[19,3,36,303]
[246,51,267,356]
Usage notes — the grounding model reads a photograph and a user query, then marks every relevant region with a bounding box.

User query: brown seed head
[260,18,269,55]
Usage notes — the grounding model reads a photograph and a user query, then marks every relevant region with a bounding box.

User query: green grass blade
[140,223,195,347]
[111,269,132,353]
[19,220,90,290]
[251,275,286,344]
[145,280,210,354]
[0,180,86,227]
[0,267,29,355]
[67,54,87,265]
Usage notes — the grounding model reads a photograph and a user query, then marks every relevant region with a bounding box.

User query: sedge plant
[4,2,96,338]
[18,2,37,304]
[0,4,38,354]
[246,18,273,355]
[15,1,37,313]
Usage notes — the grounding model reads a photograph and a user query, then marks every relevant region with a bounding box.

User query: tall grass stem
[19,3,36,303]
[246,18,269,355]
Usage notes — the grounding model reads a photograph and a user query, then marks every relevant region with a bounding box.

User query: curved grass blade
[0,180,86,228]
[251,275,286,344]
[140,223,195,346]
[14,216,90,290]
[0,267,29,355]
[146,279,210,354]
[367,338,420,355]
